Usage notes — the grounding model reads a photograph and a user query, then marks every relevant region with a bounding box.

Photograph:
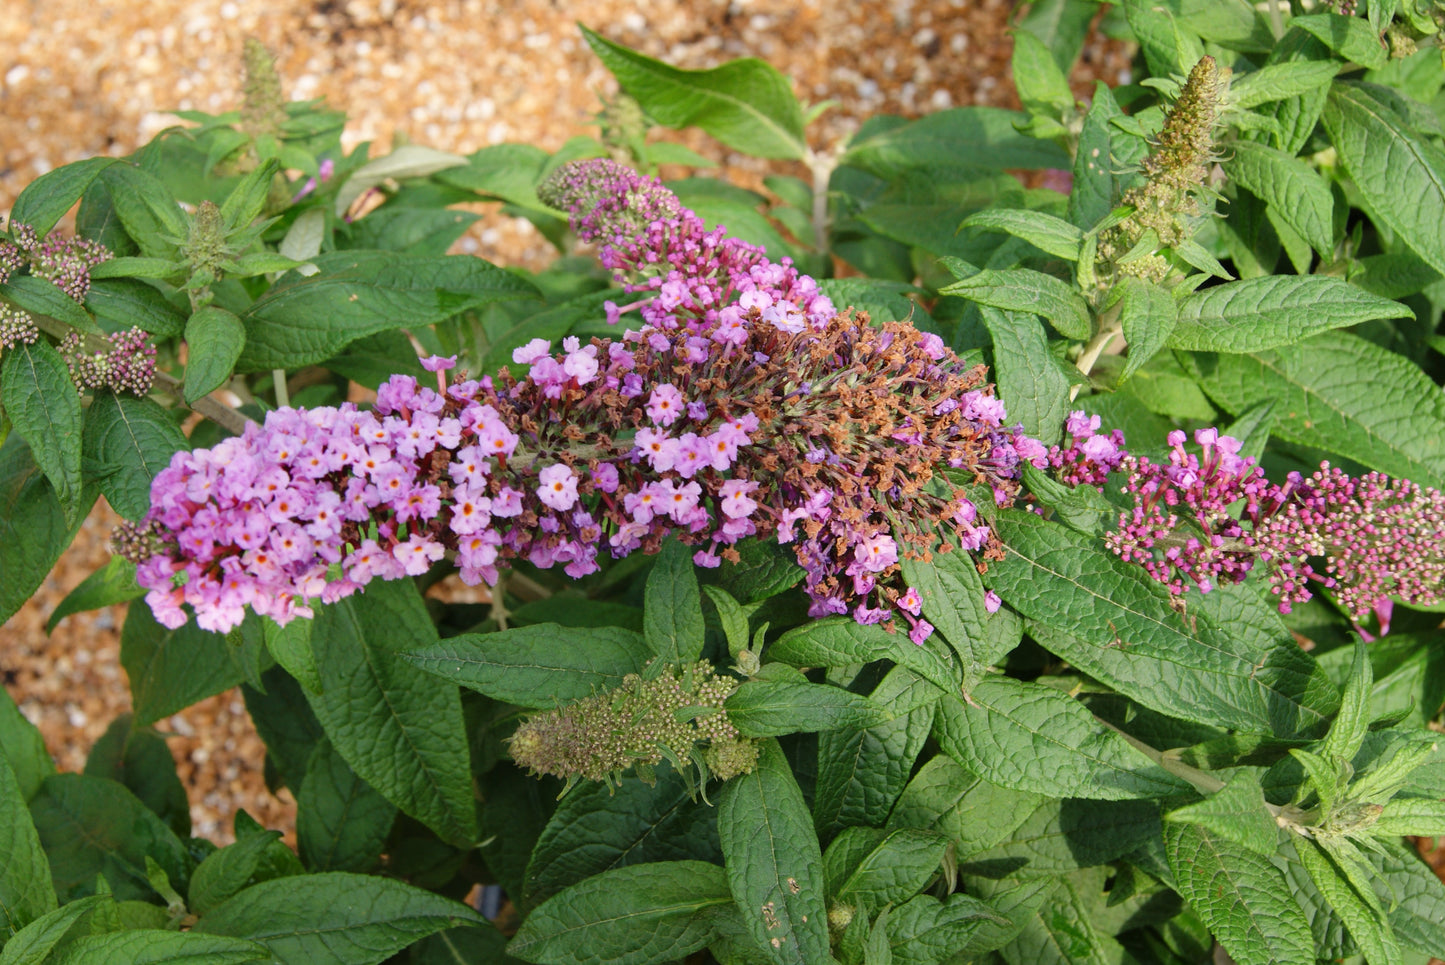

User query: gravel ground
[1,0,1130,844]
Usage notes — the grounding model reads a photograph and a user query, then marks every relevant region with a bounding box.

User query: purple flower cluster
[59,327,158,396]
[1054,413,1445,621]
[538,159,835,341]
[119,160,1044,639]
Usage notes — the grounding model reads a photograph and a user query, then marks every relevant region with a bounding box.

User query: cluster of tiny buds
[58,327,158,396]
[1053,411,1445,623]
[3,221,113,302]
[0,305,39,352]
[507,659,758,788]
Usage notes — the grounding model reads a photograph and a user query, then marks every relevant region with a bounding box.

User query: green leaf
[1225,141,1335,258]
[85,278,186,340]
[28,773,191,903]
[237,252,539,371]
[978,306,1070,445]
[120,603,245,728]
[1182,331,1445,488]
[644,540,704,663]
[9,158,119,234]
[717,739,831,965]
[842,108,1070,176]
[1,276,98,333]
[1117,277,1178,381]
[1164,771,1279,857]
[1373,797,1445,837]
[0,895,105,965]
[0,754,55,943]
[1292,14,1388,69]
[828,828,947,909]
[581,26,805,160]
[933,678,1191,800]
[508,861,731,965]
[183,307,246,404]
[49,931,268,965]
[0,436,93,629]
[985,511,1337,737]
[708,539,805,605]
[961,209,1083,262]
[88,256,181,281]
[959,797,1161,875]
[1323,82,1445,275]
[45,556,142,633]
[1164,822,1314,965]
[295,738,396,873]
[194,872,483,965]
[0,688,51,807]
[726,680,886,738]
[83,714,189,838]
[261,617,320,696]
[187,830,284,916]
[1321,638,1372,765]
[304,579,476,846]
[768,618,960,696]
[1230,60,1344,109]
[409,924,523,965]
[943,269,1091,341]
[815,279,931,329]
[814,669,936,842]
[92,162,188,254]
[1122,0,1203,77]
[1169,276,1408,353]
[81,391,189,521]
[1,341,83,522]
[1011,29,1075,118]
[1069,84,1122,231]
[1295,838,1403,965]
[885,893,1002,965]
[405,624,652,706]
[888,755,1041,858]
[523,767,719,908]
[1370,840,1445,959]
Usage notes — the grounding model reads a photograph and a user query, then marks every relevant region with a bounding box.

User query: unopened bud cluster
[58,327,158,396]
[1055,413,1445,621]
[0,305,39,351]
[508,660,758,787]
[3,221,113,302]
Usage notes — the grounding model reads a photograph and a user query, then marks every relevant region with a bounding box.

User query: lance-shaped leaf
[1165,822,1315,965]
[183,306,246,404]
[194,872,483,965]
[8,157,119,234]
[1182,330,1445,489]
[120,603,244,727]
[295,739,396,874]
[0,895,106,965]
[1295,838,1403,965]
[523,768,719,908]
[0,687,52,806]
[81,391,188,521]
[2,341,82,522]
[827,828,948,909]
[768,617,960,695]
[1116,277,1177,381]
[717,739,831,965]
[984,511,1337,738]
[508,862,732,965]
[934,678,1191,800]
[0,438,94,629]
[842,107,1070,176]
[941,268,1091,340]
[644,540,704,663]
[581,26,805,160]
[1324,83,1445,275]
[405,624,653,707]
[726,679,886,738]
[1225,141,1335,257]
[1168,276,1409,353]
[43,931,269,965]
[979,306,1069,446]
[237,252,539,371]
[959,209,1083,262]
[305,580,475,846]
[1165,770,1279,857]
[0,754,55,943]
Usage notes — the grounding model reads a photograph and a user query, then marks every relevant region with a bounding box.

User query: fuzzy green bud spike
[240,38,288,140]
[1096,56,1224,287]
[509,660,758,788]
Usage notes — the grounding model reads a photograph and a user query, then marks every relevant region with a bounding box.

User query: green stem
[272,368,289,408]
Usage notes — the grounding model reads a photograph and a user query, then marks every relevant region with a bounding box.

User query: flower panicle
[3,221,113,303]
[120,160,1037,641]
[58,327,158,396]
[1053,411,1445,622]
[508,659,758,790]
